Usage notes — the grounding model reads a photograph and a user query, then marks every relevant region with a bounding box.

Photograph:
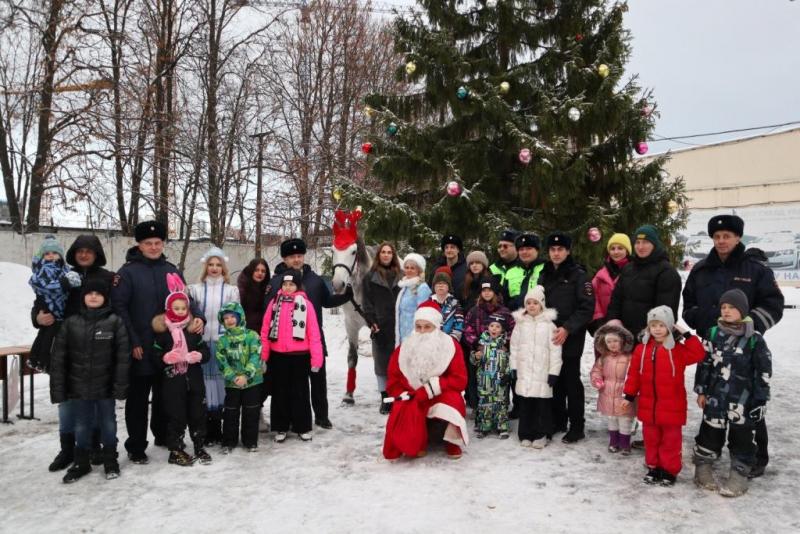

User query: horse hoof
[342,392,355,405]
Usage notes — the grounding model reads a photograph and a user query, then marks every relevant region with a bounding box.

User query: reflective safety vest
[506,262,545,301]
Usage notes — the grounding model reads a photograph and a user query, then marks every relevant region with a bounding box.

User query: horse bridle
[332,253,358,279]
[332,251,371,324]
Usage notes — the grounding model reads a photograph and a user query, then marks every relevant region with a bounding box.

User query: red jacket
[623,334,705,426]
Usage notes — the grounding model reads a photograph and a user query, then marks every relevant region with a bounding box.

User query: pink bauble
[640,105,653,117]
[635,141,648,155]
[588,227,602,242]
[446,181,462,197]
[518,148,532,164]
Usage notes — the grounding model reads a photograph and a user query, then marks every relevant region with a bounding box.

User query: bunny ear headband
[165,273,188,310]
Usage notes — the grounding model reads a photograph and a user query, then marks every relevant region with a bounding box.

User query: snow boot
[90,428,104,466]
[168,449,194,467]
[193,444,212,465]
[748,464,766,479]
[103,448,120,480]
[719,468,750,497]
[445,443,462,460]
[659,470,677,487]
[49,433,75,472]
[127,451,149,465]
[379,392,392,415]
[562,427,585,444]
[693,462,717,491]
[618,433,632,455]
[643,467,661,484]
[274,432,287,443]
[62,448,92,484]
[315,417,333,429]
[298,432,313,442]
[608,430,621,453]
[342,391,355,405]
[531,437,548,449]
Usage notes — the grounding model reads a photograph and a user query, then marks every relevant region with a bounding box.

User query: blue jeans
[58,400,76,434]
[73,399,117,451]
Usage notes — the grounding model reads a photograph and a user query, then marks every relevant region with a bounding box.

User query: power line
[652,120,800,142]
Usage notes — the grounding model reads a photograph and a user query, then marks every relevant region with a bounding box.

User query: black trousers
[124,373,166,454]
[552,352,585,432]
[694,418,757,472]
[518,396,553,441]
[223,386,261,448]
[271,352,312,434]
[162,370,207,451]
[310,356,328,421]
[462,343,478,410]
[755,418,769,467]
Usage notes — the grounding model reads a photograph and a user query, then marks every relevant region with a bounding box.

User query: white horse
[330,210,373,404]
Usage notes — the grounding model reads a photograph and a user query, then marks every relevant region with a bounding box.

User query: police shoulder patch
[583,282,594,296]
[112,274,121,287]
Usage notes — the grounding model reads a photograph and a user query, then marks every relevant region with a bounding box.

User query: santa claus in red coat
[383,300,469,460]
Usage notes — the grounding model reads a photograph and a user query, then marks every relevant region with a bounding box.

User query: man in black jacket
[683,214,784,477]
[111,221,205,464]
[430,235,468,305]
[266,238,351,429]
[539,232,595,443]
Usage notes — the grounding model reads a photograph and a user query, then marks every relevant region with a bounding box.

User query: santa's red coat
[382,337,468,459]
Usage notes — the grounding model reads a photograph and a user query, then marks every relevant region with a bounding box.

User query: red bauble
[575,34,584,42]
[361,142,373,154]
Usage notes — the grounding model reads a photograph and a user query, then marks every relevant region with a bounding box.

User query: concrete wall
[0,229,329,281]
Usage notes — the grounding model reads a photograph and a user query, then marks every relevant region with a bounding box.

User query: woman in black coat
[605,225,681,339]
[237,258,271,419]
[361,242,401,414]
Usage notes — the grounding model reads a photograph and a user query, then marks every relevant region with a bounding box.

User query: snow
[1,262,800,533]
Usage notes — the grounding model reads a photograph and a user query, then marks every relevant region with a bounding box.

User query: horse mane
[355,236,372,273]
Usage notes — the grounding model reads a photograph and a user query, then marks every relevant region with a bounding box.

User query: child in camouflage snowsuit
[693,289,772,498]
[216,302,263,453]
[470,314,511,438]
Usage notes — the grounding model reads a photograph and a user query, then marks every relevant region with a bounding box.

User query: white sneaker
[532,438,547,449]
[298,432,313,442]
[274,432,287,443]
[520,439,533,448]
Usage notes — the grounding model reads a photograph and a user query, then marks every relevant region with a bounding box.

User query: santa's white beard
[398,329,455,389]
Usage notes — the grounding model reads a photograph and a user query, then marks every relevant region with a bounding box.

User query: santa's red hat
[414,299,443,328]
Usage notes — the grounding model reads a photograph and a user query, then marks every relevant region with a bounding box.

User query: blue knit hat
[37,234,64,259]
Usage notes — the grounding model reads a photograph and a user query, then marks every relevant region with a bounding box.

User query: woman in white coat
[509,285,562,448]
[187,247,240,445]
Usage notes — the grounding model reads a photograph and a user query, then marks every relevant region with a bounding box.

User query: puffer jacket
[590,324,635,417]
[509,307,562,398]
[187,277,240,343]
[431,293,465,341]
[261,289,323,368]
[623,334,705,426]
[395,277,431,346]
[50,305,130,403]
[463,300,515,351]
[591,256,628,322]
[215,302,263,389]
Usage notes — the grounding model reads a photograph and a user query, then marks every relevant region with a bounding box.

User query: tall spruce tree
[342,0,686,268]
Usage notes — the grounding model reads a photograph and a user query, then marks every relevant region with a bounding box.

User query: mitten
[186,351,202,364]
[163,350,183,365]
[547,374,559,388]
[748,404,766,423]
[64,270,82,288]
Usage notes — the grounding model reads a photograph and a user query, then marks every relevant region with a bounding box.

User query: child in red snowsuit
[622,305,705,486]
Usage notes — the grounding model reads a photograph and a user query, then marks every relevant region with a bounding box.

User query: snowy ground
[2,260,800,533]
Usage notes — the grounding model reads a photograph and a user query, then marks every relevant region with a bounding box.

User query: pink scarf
[163,315,202,375]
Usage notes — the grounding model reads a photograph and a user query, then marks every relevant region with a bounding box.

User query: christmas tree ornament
[386,122,399,136]
[575,33,584,42]
[499,81,511,94]
[332,188,343,202]
[361,142,373,154]
[598,64,610,78]
[588,227,602,242]
[518,148,532,164]
[568,107,581,122]
[446,181,462,197]
[456,86,469,100]
[635,141,648,155]
[405,61,417,75]
[363,105,375,118]
[667,200,679,214]
[530,121,539,133]
[640,104,653,117]
[486,0,497,7]
[355,205,363,214]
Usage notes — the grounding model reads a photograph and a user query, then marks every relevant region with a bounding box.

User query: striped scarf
[268,293,308,341]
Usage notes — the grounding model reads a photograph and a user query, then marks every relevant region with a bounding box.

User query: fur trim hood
[512,306,558,324]
[594,323,634,356]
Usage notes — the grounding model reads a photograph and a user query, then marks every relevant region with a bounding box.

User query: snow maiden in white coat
[187,247,240,444]
[509,285,562,448]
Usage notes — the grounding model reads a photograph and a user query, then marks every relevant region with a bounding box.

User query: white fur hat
[200,246,229,264]
[523,285,546,307]
[403,252,426,274]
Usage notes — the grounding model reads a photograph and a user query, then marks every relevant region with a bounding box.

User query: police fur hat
[498,229,520,244]
[515,233,541,250]
[707,214,744,238]
[135,220,167,242]
[546,231,572,250]
[440,234,463,251]
[280,238,307,258]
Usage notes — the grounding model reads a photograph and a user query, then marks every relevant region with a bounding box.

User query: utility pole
[250,130,271,258]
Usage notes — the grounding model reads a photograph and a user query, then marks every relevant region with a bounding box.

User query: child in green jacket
[216,302,263,453]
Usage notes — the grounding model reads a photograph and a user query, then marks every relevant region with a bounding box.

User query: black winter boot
[168,449,194,467]
[62,448,92,484]
[90,428,104,466]
[103,448,120,480]
[49,433,75,472]
[379,392,392,415]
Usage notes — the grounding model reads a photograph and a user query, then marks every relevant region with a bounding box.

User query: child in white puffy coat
[509,286,562,448]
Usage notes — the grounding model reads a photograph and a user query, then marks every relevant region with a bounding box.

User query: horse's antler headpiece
[332,209,363,250]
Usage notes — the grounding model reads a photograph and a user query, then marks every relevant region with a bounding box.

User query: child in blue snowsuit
[471,313,511,438]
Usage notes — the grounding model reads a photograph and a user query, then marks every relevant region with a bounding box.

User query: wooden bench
[0,345,37,424]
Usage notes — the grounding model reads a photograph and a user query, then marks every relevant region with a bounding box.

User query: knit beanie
[719,288,749,319]
[606,233,632,255]
[633,225,663,251]
[281,269,304,290]
[478,275,501,295]
[81,277,110,303]
[403,253,426,274]
[466,250,489,269]
[523,285,547,308]
[487,313,508,331]
[431,266,453,290]
[414,300,443,328]
[37,234,64,259]
[645,305,676,349]
[200,246,229,264]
